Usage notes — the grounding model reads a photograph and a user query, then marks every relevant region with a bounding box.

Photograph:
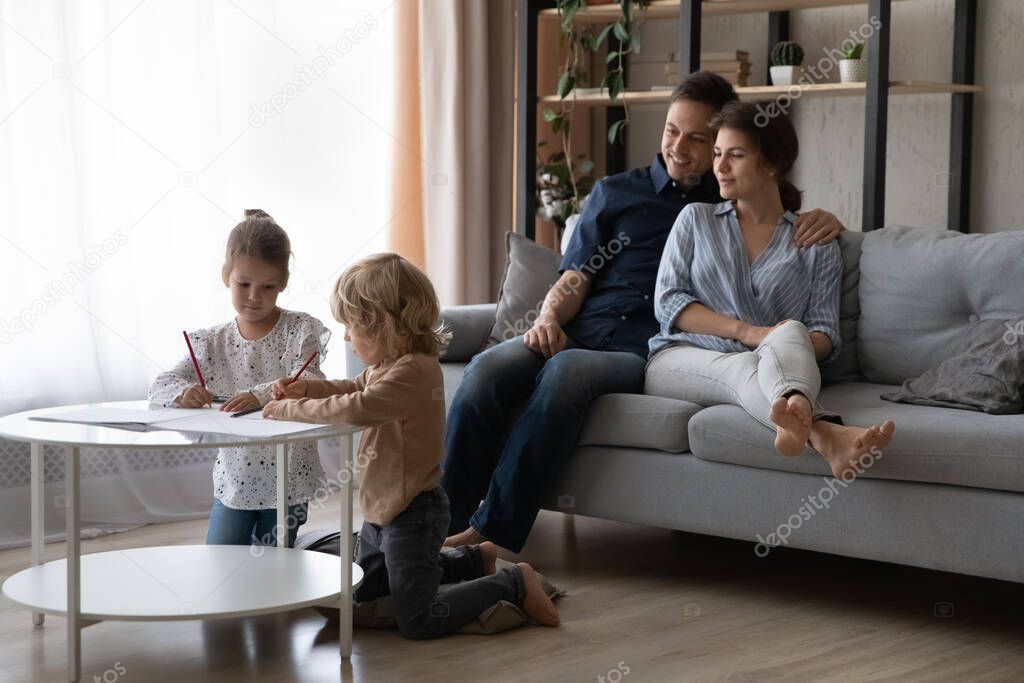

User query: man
[442,72,843,552]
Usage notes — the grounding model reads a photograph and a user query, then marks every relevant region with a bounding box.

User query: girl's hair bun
[244,208,273,220]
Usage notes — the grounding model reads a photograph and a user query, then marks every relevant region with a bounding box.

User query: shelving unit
[515,0,980,238]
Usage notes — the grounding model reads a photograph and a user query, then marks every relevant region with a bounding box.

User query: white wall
[626,1,1022,233]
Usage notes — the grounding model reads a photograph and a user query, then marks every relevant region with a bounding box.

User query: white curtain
[0,1,394,547]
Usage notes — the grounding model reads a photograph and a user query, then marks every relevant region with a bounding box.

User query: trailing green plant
[842,42,864,60]
[539,0,649,229]
[535,139,595,228]
[770,41,804,67]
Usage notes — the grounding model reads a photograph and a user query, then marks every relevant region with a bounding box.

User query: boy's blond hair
[331,253,450,357]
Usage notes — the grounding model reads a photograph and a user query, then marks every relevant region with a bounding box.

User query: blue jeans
[355,488,524,639]
[206,499,309,547]
[442,336,646,551]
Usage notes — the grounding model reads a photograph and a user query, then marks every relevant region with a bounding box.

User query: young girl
[262,253,559,639]
[148,209,329,547]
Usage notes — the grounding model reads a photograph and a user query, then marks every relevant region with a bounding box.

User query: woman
[645,100,894,478]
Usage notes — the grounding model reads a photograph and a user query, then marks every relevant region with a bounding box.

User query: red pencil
[182,330,206,389]
[288,351,318,385]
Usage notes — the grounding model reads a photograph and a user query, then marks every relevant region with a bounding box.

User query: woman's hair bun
[244,209,273,220]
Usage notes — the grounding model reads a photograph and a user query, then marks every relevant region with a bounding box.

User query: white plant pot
[839,58,867,83]
[769,65,801,86]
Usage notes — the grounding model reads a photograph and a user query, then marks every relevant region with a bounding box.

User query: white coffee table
[0,400,364,683]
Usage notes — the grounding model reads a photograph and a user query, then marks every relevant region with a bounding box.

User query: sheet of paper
[32,406,327,437]
[157,412,327,437]
[31,407,185,426]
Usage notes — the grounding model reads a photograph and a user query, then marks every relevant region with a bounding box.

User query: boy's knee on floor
[395,605,447,640]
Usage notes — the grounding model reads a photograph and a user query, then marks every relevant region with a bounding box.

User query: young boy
[263,253,559,638]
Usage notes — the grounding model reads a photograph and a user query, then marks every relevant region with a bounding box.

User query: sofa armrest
[344,303,497,376]
[440,303,498,362]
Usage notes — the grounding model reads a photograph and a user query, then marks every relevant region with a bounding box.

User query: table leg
[276,443,289,548]
[30,442,44,626]
[340,434,353,659]
[65,446,81,683]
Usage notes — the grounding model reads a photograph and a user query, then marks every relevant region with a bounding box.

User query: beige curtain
[388,0,515,306]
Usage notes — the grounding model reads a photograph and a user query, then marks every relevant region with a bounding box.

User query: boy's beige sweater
[274,353,444,526]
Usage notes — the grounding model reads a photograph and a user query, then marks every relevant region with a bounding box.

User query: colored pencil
[289,351,318,385]
[182,330,206,389]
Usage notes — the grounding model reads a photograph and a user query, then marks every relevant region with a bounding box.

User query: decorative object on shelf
[535,135,595,233]
[839,41,866,83]
[769,41,804,86]
[665,50,750,87]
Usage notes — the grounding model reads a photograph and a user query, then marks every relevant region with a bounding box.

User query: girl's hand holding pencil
[175,383,215,408]
[219,391,260,413]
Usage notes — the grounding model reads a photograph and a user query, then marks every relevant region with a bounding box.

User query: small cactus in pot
[839,41,867,83]
[769,41,804,86]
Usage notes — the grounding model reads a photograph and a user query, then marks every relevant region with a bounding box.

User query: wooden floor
[2,495,1023,683]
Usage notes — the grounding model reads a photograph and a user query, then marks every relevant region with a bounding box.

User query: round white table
[0,401,364,683]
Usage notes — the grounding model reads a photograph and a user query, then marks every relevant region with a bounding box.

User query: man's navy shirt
[559,154,721,357]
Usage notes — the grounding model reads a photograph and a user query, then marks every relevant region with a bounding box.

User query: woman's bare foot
[443,526,486,548]
[479,541,498,575]
[810,420,896,479]
[518,563,560,627]
[770,394,813,456]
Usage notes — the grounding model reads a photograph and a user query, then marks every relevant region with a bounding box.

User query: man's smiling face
[660,99,716,187]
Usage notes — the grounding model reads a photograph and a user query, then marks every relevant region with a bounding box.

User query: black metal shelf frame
[515,0,978,237]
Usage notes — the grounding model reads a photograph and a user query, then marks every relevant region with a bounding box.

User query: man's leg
[469,347,646,552]
[442,337,546,535]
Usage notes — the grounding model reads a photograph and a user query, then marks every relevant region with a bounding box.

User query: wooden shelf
[539,0,912,22]
[538,81,983,105]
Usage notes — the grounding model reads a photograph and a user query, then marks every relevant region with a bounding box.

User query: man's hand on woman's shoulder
[793,209,844,247]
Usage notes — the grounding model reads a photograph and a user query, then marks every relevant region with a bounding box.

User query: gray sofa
[352,226,1024,583]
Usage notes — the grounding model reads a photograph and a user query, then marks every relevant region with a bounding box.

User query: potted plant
[769,41,804,86]
[535,0,648,241]
[839,42,866,83]
[535,136,595,248]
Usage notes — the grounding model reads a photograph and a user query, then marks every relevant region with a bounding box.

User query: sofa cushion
[820,230,864,385]
[578,393,700,453]
[440,362,698,454]
[687,382,1024,493]
[858,226,1024,385]
[487,232,562,347]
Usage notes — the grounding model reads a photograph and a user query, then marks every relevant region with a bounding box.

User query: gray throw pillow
[486,232,562,347]
[881,317,1024,414]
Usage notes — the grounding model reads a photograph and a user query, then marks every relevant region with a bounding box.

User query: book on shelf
[666,63,750,86]
[665,62,750,77]
[700,60,752,73]
[671,50,750,63]
[714,72,749,86]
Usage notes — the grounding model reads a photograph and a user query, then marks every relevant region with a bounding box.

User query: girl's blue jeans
[206,498,309,546]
